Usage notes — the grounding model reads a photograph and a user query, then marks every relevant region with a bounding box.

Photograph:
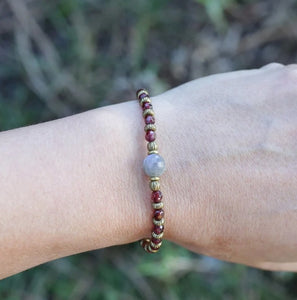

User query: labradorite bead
[143,154,165,177]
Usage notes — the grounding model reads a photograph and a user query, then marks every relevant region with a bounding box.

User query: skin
[0,63,296,279]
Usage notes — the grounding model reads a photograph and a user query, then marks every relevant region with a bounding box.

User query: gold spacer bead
[152,202,164,209]
[143,244,150,253]
[148,245,159,253]
[143,109,155,118]
[137,89,149,98]
[150,240,162,249]
[144,124,156,132]
[153,218,165,226]
[152,231,164,239]
[140,238,150,248]
[148,150,159,155]
[147,142,158,152]
[150,177,160,181]
[150,180,160,191]
[139,97,151,107]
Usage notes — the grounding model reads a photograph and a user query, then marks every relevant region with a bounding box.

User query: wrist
[94,100,152,246]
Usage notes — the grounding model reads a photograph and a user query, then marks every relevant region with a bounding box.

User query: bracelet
[137,89,166,253]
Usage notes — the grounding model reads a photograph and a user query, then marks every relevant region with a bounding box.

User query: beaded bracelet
[137,89,166,253]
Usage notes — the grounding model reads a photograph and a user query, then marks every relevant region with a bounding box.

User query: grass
[0,0,297,298]
[0,242,296,299]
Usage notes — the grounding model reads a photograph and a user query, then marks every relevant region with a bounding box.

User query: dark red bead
[145,115,155,124]
[139,93,148,100]
[154,209,164,220]
[142,102,152,110]
[145,130,156,142]
[151,190,162,203]
[151,237,162,244]
[154,225,164,235]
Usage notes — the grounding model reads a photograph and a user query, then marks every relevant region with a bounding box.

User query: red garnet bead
[154,209,164,220]
[139,93,148,100]
[154,225,164,235]
[151,237,162,244]
[145,130,156,142]
[145,115,155,124]
[151,190,162,203]
[142,102,153,110]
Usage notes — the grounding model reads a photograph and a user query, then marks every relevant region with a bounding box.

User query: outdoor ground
[0,0,297,299]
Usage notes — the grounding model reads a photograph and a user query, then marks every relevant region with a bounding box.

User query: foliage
[0,242,296,299]
[195,0,235,28]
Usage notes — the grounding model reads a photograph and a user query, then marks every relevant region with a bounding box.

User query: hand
[155,63,297,271]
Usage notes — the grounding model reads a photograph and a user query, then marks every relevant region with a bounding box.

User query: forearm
[0,100,156,278]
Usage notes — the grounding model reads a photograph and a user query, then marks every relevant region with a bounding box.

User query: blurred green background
[0,0,297,299]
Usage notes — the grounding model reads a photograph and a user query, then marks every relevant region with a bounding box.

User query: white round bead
[143,154,165,177]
